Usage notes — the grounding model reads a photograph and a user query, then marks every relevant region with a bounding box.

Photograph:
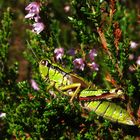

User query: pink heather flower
[88,62,99,71]
[25,2,40,22]
[32,22,45,34]
[0,112,6,118]
[130,41,138,49]
[31,79,40,91]
[67,48,75,56]
[64,5,70,12]
[54,48,64,60]
[73,58,85,71]
[129,65,135,72]
[89,49,97,61]
[136,56,140,65]
[128,54,134,60]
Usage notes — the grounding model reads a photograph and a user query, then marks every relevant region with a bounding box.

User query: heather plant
[0,0,140,139]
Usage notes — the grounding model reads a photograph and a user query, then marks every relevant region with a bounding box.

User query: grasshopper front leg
[46,82,82,102]
[59,83,82,102]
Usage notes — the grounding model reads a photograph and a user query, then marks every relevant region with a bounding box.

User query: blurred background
[0,0,140,81]
[0,1,140,139]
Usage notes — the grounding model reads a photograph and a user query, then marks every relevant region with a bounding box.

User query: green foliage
[0,8,18,87]
[0,0,140,139]
[0,8,12,62]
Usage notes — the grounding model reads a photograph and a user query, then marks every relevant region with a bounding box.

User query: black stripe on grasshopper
[40,60,70,85]
[40,60,66,78]
[79,89,125,101]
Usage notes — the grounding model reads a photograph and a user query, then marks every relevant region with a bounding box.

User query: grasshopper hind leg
[59,83,82,103]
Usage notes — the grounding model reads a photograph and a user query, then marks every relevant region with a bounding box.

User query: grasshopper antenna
[26,41,39,62]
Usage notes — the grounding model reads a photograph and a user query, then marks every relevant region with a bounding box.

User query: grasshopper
[39,59,90,102]
[39,59,135,125]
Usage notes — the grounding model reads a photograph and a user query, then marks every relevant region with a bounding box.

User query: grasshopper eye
[41,60,49,66]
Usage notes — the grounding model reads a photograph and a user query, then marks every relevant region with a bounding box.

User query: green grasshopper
[39,59,135,125]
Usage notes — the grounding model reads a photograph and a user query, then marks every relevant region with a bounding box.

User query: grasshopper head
[39,60,50,79]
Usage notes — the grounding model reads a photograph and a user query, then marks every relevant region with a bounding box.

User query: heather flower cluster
[88,49,99,71]
[130,41,140,65]
[54,48,64,61]
[130,41,138,49]
[73,58,85,71]
[25,2,44,34]
[128,41,140,72]
[136,56,140,65]
[73,49,99,71]
[89,49,97,61]
[54,47,99,71]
